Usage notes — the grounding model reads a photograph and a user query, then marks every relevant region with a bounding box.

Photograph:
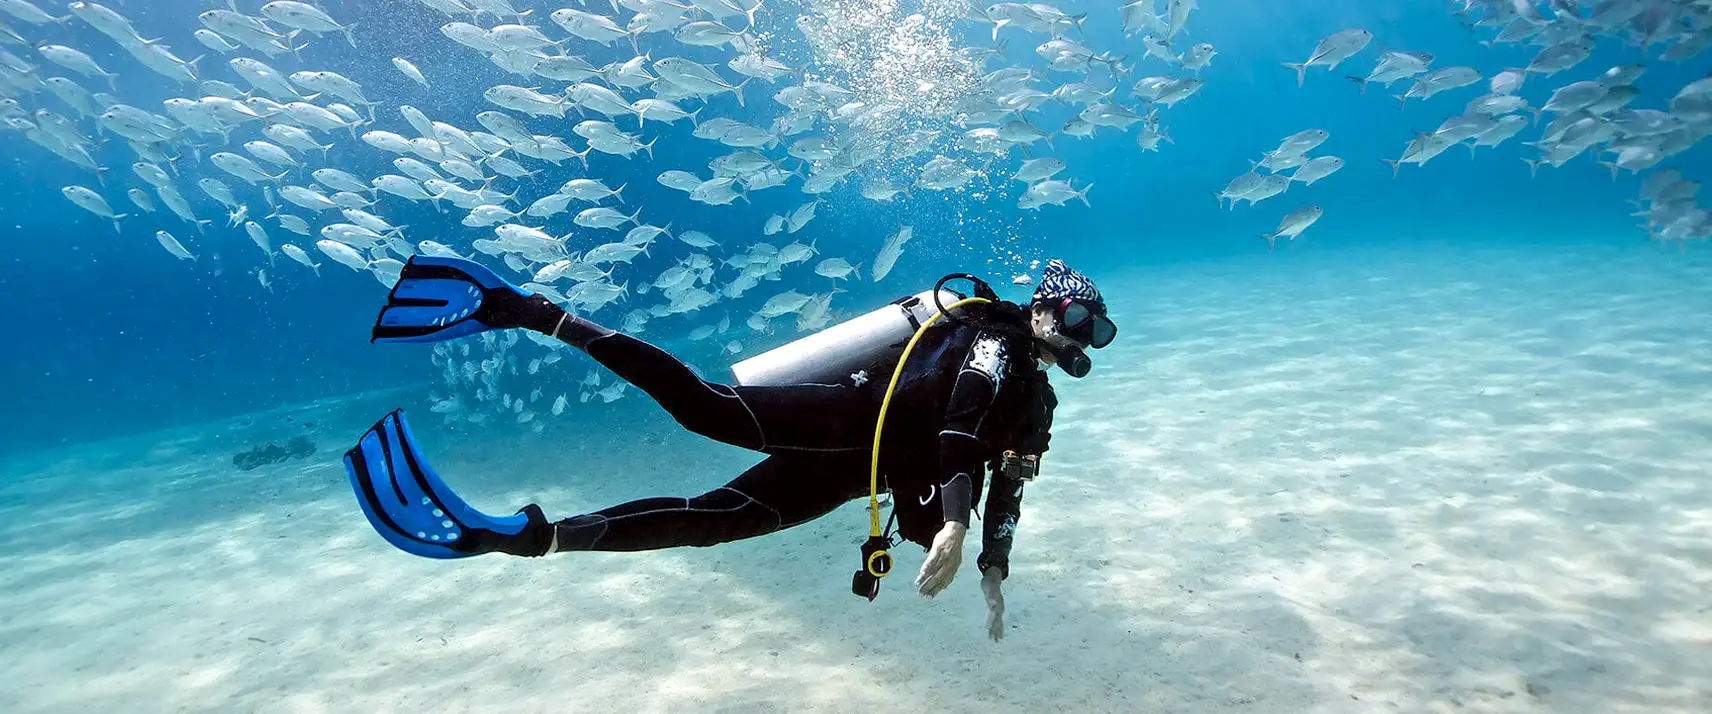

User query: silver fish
[872,224,912,282]
[1283,28,1373,86]
[1259,206,1323,248]
[156,230,196,261]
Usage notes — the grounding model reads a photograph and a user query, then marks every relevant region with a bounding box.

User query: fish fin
[181,55,205,83]
[342,23,359,49]
[1345,75,1368,95]
[732,77,750,107]
[1076,183,1092,208]
[1522,157,1540,178]
[1380,158,1400,178]
[1282,62,1306,87]
[285,30,305,62]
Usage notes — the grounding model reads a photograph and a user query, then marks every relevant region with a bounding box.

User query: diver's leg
[517,300,874,453]
[586,334,877,452]
[346,412,869,559]
[551,453,867,552]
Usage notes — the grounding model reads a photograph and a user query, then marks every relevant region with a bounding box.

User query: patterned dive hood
[1031,259,1104,307]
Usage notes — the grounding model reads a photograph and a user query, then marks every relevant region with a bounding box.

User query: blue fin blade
[343,410,529,559]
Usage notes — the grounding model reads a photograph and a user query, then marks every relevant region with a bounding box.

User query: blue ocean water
[0,0,1703,456]
[3,3,1712,710]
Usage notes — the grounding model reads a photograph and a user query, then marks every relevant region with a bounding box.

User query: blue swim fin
[343,409,541,559]
[371,256,534,344]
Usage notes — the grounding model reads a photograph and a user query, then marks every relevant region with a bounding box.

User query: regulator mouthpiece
[1047,341,1091,378]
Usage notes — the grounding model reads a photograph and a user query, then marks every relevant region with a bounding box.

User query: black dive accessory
[1000,450,1039,481]
[1045,341,1092,378]
[932,273,998,322]
[852,533,894,600]
[1044,296,1117,349]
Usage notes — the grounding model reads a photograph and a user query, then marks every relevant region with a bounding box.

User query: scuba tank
[729,288,966,387]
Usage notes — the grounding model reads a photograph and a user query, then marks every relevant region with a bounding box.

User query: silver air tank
[730,289,963,387]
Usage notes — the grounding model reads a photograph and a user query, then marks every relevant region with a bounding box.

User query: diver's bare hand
[981,567,1005,641]
[916,521,966,597]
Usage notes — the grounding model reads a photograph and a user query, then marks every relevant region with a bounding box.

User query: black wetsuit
[535,303,1056,579]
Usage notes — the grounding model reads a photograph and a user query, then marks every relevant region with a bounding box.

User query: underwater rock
[232,436,317,471]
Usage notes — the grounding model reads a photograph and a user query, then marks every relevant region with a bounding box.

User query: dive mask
[1048,296,1116,349]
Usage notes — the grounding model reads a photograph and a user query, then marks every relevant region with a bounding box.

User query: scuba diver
[342,255,1114,637]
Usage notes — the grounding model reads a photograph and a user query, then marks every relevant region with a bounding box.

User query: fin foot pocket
[343,409,534,559]
[370,256,532,344]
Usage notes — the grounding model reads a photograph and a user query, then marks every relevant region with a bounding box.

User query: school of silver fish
[3,0,1710,426]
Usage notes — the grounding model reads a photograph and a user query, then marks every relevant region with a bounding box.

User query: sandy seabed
[2,242,1710,713]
